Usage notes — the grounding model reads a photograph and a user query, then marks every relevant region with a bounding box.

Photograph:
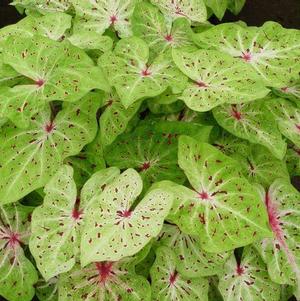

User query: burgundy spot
[95,262,114,284]
[230,105,242,121]
[117,210,132,218]
[169,270,178,285]
[35,79,45,87]
[236,264,245,276]
[110,15,117,25]
[44,121,55,133]
[195,80,208,88]
[141,68,152,77]
[281,87,289,93]
[198,191,209,200]
[72,197,83,220]
[295,124,300,132]
[240,51,252,62]
[164,34,173,42]
[140,162,151,171]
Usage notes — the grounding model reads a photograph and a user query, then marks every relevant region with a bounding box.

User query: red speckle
[281,87,289,93]
[164,34,173,42]
[141,68,152,77]
[230,105,242,121]
[1,232,21,249]
[169,270,178,286]
[295,124,300,132]
[95,262,114,284]
[236,264,245,276]
[44,121,55,133]
[72,197,83,220]
[35,79,45,87]
[198,191,209,200]
[241,51,252,62]
[195,80,208,88]
[117,210,132,218]
[110,15,117,25]
[140,162,151,171]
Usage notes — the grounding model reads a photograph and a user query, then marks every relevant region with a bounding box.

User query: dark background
[0,0,299,300]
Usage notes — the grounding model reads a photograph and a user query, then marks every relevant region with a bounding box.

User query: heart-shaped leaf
[0,93,99,204]
[0,203,38,301]
[150,246,209,301]
[155,224,231,277]
[81,169,173,266]
[255,179,300,287]
[2,35,108,127]
[132,2,195,56]
[193,22,300,87]
[150,0,207,23]
[100,37,187,108]
[104,127,186,190]
[59,258,151,301]
[72,0,138,38]
[172,48,269,112]
[218,246,280,301]
[30,165,120,280]
[165,135,271,253]
[212,100,286,159]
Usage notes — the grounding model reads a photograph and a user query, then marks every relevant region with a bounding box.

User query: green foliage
[0,1,299,300]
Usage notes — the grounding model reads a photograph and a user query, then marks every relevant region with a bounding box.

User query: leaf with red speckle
[150,246,209,301]
[72,0,138,38]
[213,100,286,159]
[273,78,300,102]
[265,98,300,150]
[100,37,187,108]
[100,90,141,147]
[58,257,151,301]
[132,2,196,56]
[29,165,120,280]
[193,22,300,87]
[68,33,113,51]
[1,35,108,127]
[155,224,231,277]
[104,127,186,191]
[0,203,38,301]
[285,142,300,176]
[218,246,280,301]
[150,0,207,23]
[164,135,272,253]
[255,179,300,288]
[0,93,99,204]
[11,0,71,13]
[81,169,173,265]
[172,48,269,112]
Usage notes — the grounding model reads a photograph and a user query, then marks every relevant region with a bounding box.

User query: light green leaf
[0,93,99,204]
[100,37,187,108]
[155,224,231,277]
[132,2,195,55]
[172,48,269,112]
[104,127,186,191]
[194,22,300,87]
[59,259,151,301]
[172,135,272,252]
[273,78,300,102]
[100,90,141,147]
[255,179,300,287]
[204,0,228,20]
[68,33,113,51]
[212,101,286,159]
[81,169,173,265]
[150,0,207,23]
[150,246,209,301]
[72,0,139,38]
[218,246,280,301]
[0,203,38,301]
[227,0,246,15]
[11,0,71,13]
[30,166,120,280]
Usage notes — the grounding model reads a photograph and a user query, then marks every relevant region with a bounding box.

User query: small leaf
[204,0,228,20]
[172,48,269,112]
[81,169,173,265]
[255,179,300,287]
[150,246,209,301]
[218,246,280,301]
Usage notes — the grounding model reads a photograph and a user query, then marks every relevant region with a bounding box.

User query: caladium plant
[0,1,300,300]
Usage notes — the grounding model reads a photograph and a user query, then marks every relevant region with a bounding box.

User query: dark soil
[0,1,299,301]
